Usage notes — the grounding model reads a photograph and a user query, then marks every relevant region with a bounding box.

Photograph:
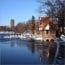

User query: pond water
[0,39,64,65]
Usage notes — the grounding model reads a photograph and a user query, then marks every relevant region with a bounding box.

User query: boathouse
[38,16,57,42]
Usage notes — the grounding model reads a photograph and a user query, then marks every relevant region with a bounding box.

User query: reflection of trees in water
[16,40,23,46]
[27,41,35,53]
[10,39,22,47]
[31,42,35,53]
[16,40,28,47]
[10,41,14,47]
[10,39,24,47]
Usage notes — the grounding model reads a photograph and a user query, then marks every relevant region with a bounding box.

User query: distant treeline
[0,16,37,33]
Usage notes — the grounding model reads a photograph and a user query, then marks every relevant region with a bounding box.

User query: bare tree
[31,16,35,34]
[25,16,35,34]
[37,0,65,34]
[15,22,24,33]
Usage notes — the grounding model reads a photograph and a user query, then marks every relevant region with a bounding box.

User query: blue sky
[0,0,46,26]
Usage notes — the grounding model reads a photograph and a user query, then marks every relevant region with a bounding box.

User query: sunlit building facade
[38,16,57,42]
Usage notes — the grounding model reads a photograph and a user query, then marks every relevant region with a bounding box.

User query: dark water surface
[0,39,64,65]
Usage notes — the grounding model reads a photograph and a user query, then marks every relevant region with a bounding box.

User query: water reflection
[27,42,35,53]
[10,41,14,47]
[48,41,57,64]
[36,42,50,64]
[1,39,63,64]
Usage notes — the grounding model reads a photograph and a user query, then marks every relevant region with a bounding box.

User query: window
[46,30,49,34]
[40,22,42,25]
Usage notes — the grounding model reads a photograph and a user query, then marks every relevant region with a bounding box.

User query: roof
[39,16,58,31]
[40,16,52,23]
[39,17,52,30]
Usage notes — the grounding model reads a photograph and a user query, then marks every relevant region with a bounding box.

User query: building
[38,16,57,42]
[10,19,15,28]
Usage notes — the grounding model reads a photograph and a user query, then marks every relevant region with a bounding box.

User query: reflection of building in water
[48,42,56,64]
[36,44,50,63]
[39,48,49,61]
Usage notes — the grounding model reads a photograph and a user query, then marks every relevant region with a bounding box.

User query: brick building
[38,16,58,41]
